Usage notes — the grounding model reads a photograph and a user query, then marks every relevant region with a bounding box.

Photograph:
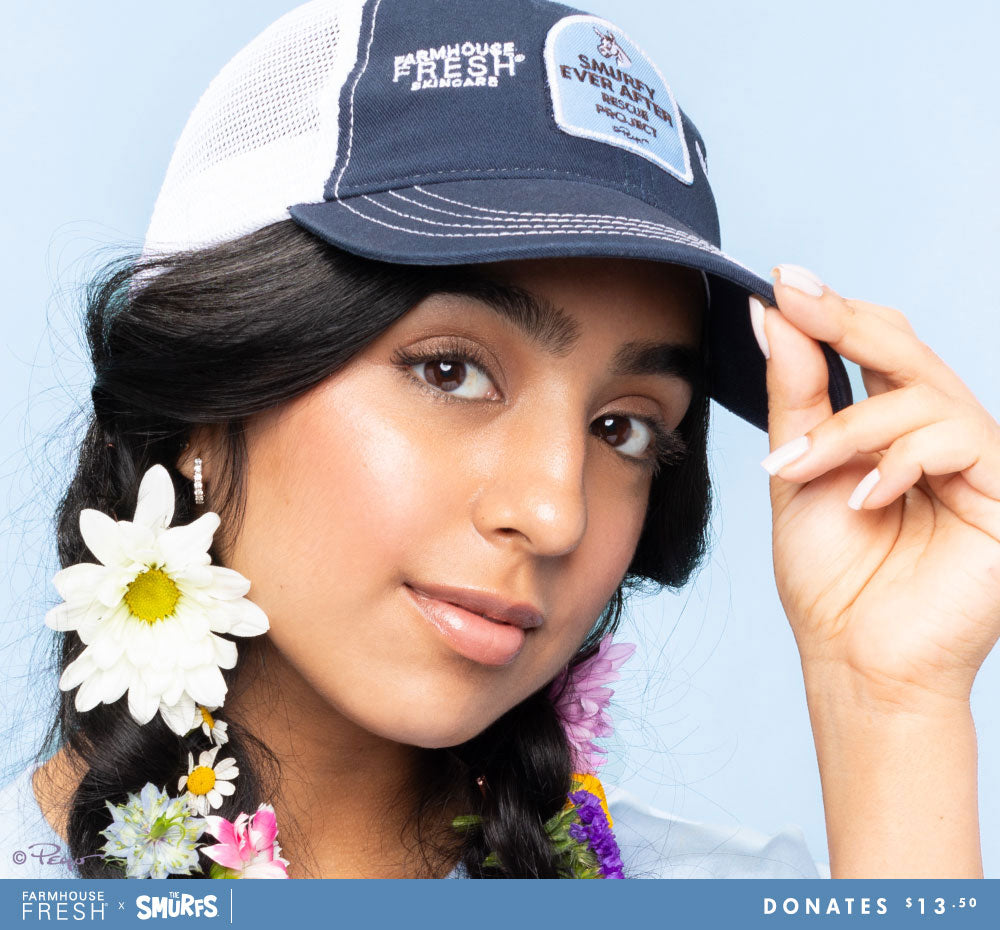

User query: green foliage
[450,798,602,877]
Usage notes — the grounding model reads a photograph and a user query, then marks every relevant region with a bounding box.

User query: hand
[753,264,1000,708]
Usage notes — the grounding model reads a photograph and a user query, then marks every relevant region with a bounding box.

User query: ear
[176,425,220,483]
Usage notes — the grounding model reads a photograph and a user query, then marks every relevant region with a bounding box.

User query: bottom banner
[3,879,999,929]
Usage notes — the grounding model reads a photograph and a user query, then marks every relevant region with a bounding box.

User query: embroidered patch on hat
[544,15,693,184]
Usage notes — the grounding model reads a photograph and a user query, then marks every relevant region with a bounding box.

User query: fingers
[769,265,977,404]
[759,380,1000,510]
[752,266,1000,519]
[857,417,998,510]
[761,382,953,481]
[841,299,918,337]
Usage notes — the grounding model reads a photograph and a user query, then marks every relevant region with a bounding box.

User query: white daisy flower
[178,744,239,816]
[99,782,205,879]
[182,703,229,746]
[45,463,269,735]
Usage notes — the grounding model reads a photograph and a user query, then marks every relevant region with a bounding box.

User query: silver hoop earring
[193,457,204,505]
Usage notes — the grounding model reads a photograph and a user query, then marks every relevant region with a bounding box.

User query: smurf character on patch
[594,25,632,67]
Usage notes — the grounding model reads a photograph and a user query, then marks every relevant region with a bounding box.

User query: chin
[348,684,513,750]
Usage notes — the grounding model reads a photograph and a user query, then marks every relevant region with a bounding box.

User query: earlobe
[176,426,216,483]
[176,441,203,482]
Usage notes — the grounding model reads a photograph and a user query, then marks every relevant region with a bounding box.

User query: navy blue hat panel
[328,0,720,246]
[670,112,718,246]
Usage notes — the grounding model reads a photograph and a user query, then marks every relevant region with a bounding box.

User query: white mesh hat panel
[141,0,365,258]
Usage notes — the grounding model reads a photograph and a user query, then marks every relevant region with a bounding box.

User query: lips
[404,582,543,667]
[405,581,544,630]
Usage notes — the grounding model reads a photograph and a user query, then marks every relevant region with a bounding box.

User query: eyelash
[390,337,688,476]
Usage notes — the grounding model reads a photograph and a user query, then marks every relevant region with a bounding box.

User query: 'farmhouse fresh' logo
[393,41,527,92]
[544,15,693,183]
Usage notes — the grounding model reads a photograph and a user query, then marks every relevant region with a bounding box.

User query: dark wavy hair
[35,220,713,878]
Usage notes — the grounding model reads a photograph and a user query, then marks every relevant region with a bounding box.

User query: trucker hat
[141,0,853,433]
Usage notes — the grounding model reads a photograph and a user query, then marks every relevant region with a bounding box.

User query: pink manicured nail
[748,296,770,359]
[848,467,881,510]
[771,264,824,297]
[760,435,810,475]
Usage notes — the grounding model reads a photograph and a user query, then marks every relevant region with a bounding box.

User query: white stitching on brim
[403,189,760,275]
[326,189,758,278]
[366,192,707,237]
[409,187,717,252]
[413,184,691,223]
[387,190,711,246]
[403,188,755,275]
[328,192,752,273]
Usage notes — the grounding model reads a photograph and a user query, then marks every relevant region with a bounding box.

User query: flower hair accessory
[95,711,288,878]
[544,633,634,878]
[455,632,636,878]
[178,745,240,816]
[100,783,205,879]
[548,634,637,773]
[99,788,289,880]
[49,463,289,878]
[201,804,291,878]
[45,464,270,734]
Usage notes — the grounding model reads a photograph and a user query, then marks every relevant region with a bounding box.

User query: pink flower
[548,633,636,773]
[201,804,290,878]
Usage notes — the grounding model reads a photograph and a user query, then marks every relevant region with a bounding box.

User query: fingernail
[760,435,810,475]
[847,467,881,510]
[771,263,824,297]
[748,296,770,359]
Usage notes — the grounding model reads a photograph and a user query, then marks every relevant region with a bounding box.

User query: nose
[470,402,589,558]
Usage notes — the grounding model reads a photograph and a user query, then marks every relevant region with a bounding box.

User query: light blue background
[2,0,998,878]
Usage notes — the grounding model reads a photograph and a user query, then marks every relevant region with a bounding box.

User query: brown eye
[422,359,466,391]
[409,354,497,400]
[591,414,653,459]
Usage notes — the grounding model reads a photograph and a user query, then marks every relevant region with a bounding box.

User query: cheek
[539,480,648,673]
[232,375,450,608]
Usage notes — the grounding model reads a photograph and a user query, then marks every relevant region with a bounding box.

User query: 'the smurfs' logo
[593,26,632,68]
[136,893,219,920]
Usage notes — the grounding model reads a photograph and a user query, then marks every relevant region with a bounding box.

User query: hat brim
[288,177,852,434]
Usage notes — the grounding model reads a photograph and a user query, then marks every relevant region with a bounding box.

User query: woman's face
[210,256,703,748]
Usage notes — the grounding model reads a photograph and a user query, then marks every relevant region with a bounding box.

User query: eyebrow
[440,278,704,390]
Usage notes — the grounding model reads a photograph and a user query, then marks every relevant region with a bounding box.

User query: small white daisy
[178,744,239,816]
[99,782,204,879]
[192,704,229,746]
[45,464,270,735]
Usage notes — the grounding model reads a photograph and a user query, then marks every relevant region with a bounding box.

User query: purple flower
[568,789,626,879]
[548,633,636,772]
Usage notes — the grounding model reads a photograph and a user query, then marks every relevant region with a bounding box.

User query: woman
[2,0,998,879]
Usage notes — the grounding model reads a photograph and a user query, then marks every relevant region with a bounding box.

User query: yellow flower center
[186,766,216,796]
[198,706,215,729]
[124,567,180,624]
[565,772,614,828]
